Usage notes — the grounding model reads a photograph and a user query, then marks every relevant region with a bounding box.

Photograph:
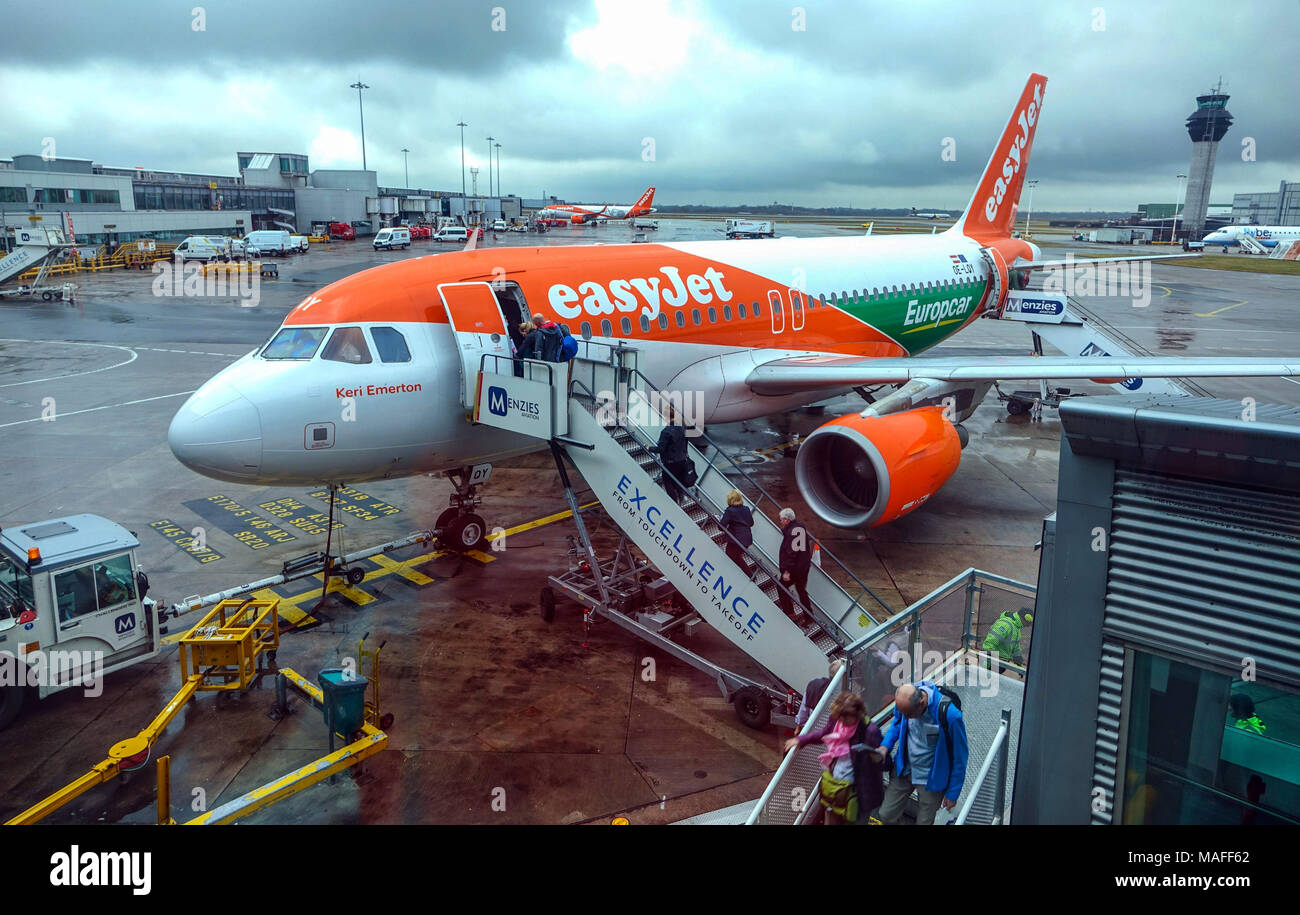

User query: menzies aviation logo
[486,385,541,421]
[984,80,1044,223]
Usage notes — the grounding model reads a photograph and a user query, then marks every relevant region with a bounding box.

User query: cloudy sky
[2,0,1297,211]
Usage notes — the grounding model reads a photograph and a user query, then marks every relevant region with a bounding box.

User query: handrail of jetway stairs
[566,348,894,627]
[744,662,848,825]
[745,569,1035,825]
[565,374,848,655]
[954,708,1012,825]
[1061,296,1213,398]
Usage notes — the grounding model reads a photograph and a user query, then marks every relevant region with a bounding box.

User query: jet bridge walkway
[456,321,894,727]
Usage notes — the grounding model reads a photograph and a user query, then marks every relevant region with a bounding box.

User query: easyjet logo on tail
[962,74,1047,242]
[634,187,656,210]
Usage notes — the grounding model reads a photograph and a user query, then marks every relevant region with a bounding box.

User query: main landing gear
[434,464,492,552]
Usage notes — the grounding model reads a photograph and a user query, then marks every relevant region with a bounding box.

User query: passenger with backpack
[874,680,969,825]
[648,405,694,504]
[526,314,578,363]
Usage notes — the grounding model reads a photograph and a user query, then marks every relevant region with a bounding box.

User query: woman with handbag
[783,691,885,824]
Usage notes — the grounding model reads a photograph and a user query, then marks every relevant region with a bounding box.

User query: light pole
[494,142,501,198]
[1172,173,1187,243]
[401,148,410,188]
[350,79,370,170]
[456,121,467,202]
[485,136,495,197]
[1023,179,1038,237]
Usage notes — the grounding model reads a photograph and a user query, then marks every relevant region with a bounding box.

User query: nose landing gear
[434,464,492,553]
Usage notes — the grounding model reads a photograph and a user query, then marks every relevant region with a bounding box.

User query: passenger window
[675,311,685,328]
[691,308,701,326]
[753,301,763,318]
[580,321,592,339]
[621,316,632,335]
[640,314,650,332]
[723,305,732,321]
[370,326,411,363]
[658,314,669,330]
[601,319,613,337]
[262,326,327,360]
[321,326,373,364]
[739,302,748,318]
[707,306,717,323]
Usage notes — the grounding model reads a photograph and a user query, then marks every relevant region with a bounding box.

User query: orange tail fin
[950,74,1046,242]
[633,186,656,212]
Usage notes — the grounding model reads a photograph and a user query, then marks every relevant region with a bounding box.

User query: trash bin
[318,668,369,740]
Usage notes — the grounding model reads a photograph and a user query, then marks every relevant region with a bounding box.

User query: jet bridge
[451,297,893,726]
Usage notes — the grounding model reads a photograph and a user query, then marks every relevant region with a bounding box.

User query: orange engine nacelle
[794,407,963,528]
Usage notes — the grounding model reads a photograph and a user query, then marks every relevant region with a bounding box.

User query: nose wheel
[434,465,493,553]
[436,509,487,552]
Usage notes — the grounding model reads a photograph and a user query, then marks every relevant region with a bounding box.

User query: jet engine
[794,406,963,528]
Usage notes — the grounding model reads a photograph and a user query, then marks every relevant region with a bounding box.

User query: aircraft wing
[1020,253,1201,271]
[746,353,1300,395]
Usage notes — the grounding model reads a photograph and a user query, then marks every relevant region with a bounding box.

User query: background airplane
[537,187,656,224]
[910,207,952,219]
[169,73,1297,546]
[1202,224,1300,249]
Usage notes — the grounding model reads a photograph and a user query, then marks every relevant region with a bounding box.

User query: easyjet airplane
[170,74,1298,547]
[537,187,656,224]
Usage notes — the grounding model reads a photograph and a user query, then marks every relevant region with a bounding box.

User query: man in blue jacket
[874,680,969,825]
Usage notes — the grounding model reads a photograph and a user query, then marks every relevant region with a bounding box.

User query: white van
[289,235,309,253]
[245,229,292,257]
[174,236,231,262]
[434,227,469,243]
[373,227,411,250]
[491,219,507,232]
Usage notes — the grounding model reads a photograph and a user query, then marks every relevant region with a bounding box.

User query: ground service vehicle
[725,218,775,239]
[373,227,411,250]
[244,229,292,257]
[0,515,161,729]
[434,227,469,243]
[329,222,356,240]
[174,236,233,262]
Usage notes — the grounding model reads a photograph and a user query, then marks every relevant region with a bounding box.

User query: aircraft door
[768,289,784,334]
[438,282,513,407]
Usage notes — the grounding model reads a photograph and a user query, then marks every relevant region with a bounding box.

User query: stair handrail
[567,376,844,651]
[601,359,893,623]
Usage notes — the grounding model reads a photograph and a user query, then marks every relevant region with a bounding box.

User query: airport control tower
[1182,84,1233,237]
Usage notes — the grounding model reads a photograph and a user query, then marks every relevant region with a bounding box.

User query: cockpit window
[321,326,373,364]
[262,326,328,360]
[370,326,412,363]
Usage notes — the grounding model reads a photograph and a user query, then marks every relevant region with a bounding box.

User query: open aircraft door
[438,282,513,407]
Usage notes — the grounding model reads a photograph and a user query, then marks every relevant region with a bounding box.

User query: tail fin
[633,186,656,213]
[949,73,1047,242]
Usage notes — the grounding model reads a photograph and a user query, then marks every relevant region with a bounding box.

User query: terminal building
[2,150,553,251]
[1230,180,1300,226]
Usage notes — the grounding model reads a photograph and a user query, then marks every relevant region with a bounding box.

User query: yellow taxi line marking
[1155,284,1173,297]
[369,553,434,585]
[488,501,601,540]
[1195,299,1249,318]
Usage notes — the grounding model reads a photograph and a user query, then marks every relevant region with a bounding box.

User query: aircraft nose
[168,381,263,481]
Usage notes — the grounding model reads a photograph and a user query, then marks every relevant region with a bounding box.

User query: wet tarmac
[1,225,1296,824]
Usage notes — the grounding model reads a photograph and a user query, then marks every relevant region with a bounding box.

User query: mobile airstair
[437,281,894,727]
[989,286,1211,413]
[0,227,74,301]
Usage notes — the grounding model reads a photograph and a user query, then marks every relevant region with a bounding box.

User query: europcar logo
[488,385,508,417]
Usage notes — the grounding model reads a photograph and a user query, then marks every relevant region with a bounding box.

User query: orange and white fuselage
[537,187,657,223]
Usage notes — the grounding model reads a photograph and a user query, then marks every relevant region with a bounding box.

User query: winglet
[949,74,1047,243]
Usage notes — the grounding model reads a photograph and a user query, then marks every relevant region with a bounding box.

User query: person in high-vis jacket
[982,608,1032,671]
[1229,694,1267,736]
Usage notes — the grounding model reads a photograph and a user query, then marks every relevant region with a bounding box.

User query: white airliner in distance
[169,73,1299,546]
[537,187,657,224]
[910,207,952,219]
[1202,224,1300,249]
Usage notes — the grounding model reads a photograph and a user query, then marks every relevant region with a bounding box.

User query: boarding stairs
[992,287,1211,399]
[0,227,72,294]
[437,281,893,699]
[1237,233,1269,255]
